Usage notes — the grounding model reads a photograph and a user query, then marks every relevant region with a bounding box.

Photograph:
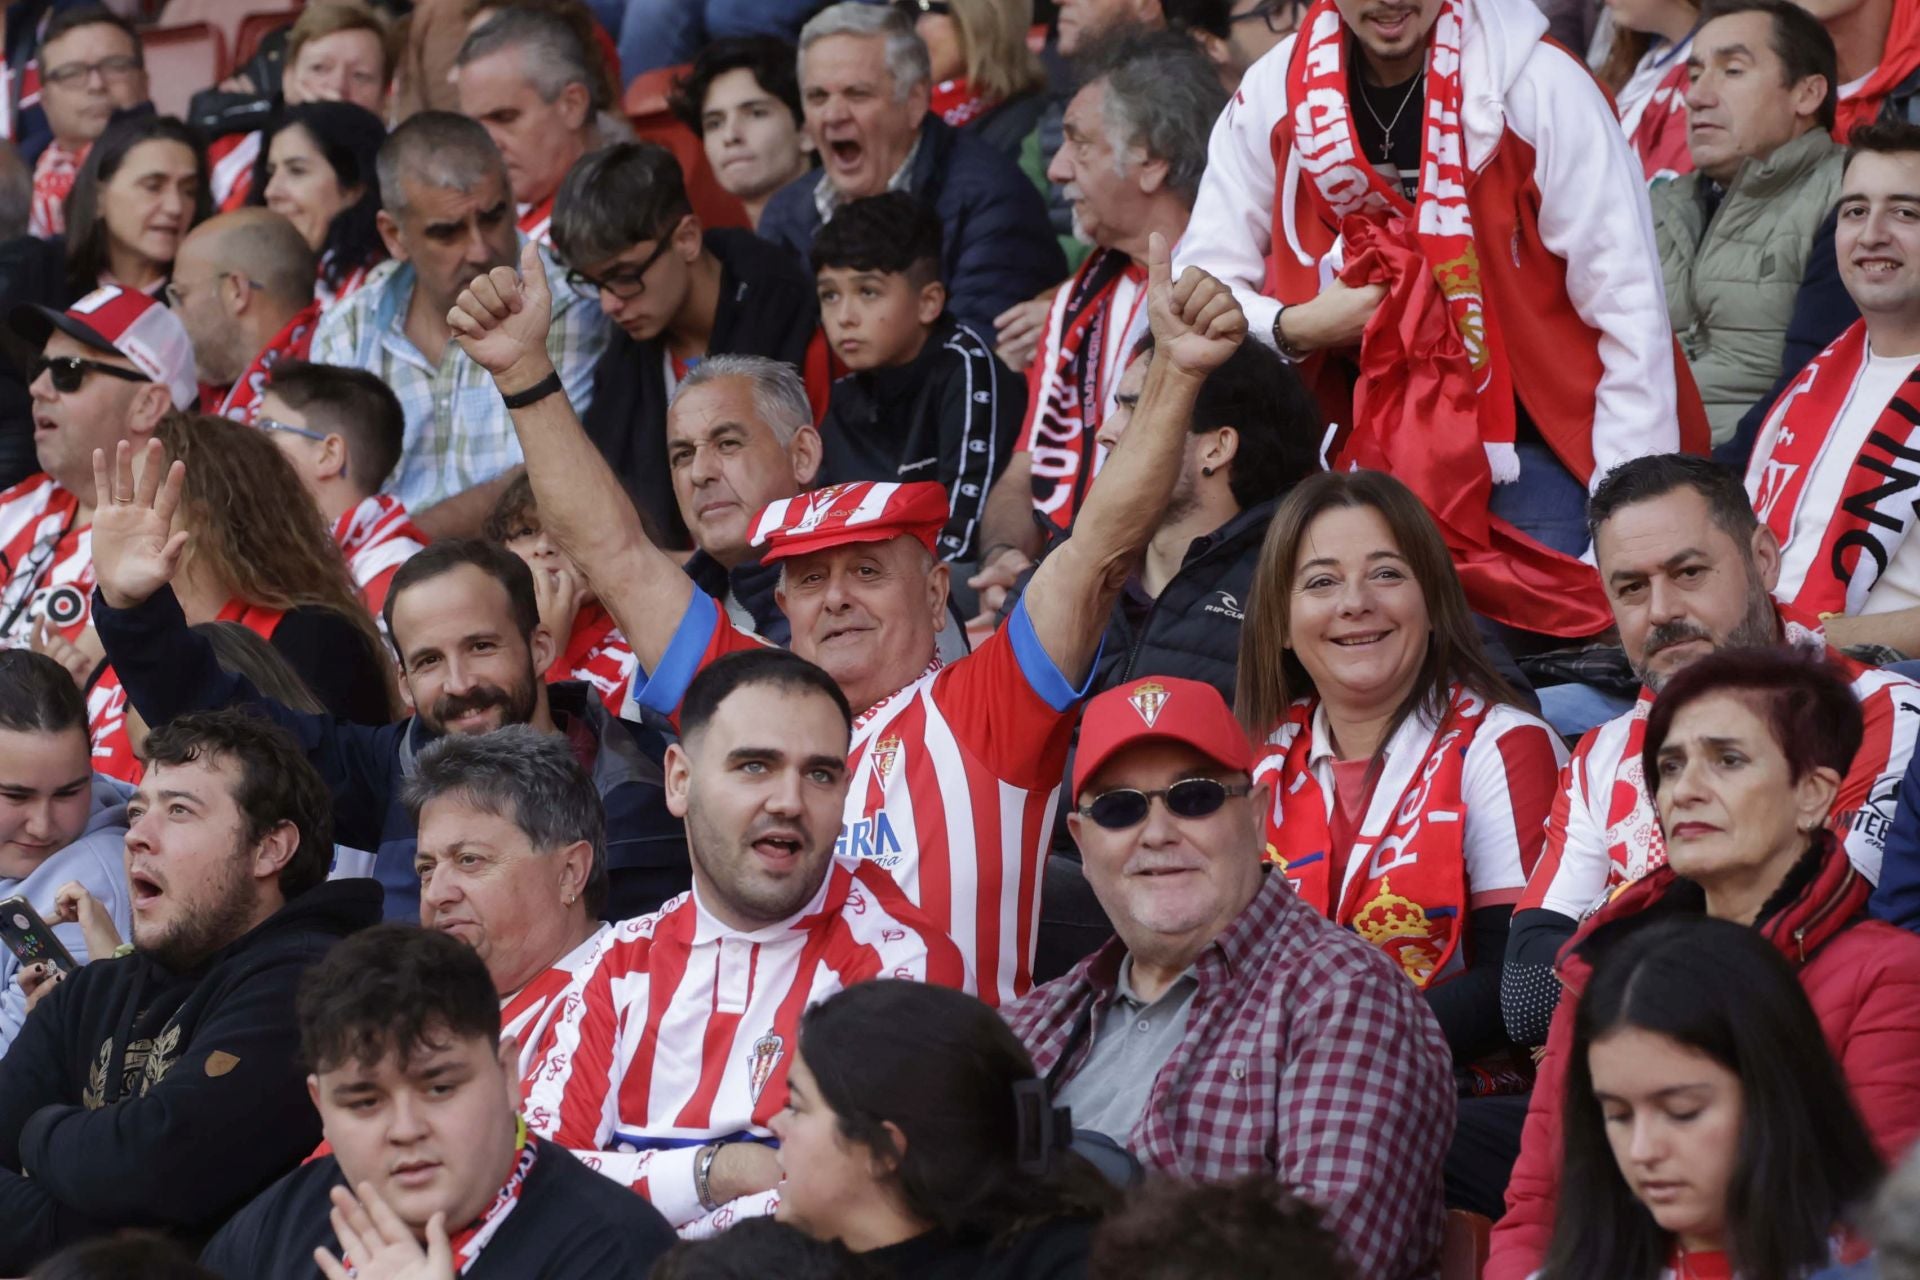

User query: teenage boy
[200,924,675,1278]
[812,192,1022,564]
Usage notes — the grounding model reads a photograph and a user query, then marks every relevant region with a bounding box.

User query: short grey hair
[376,111,509,215]
[672,355,811,447]
[0,140,28,242]
[456,7,595,107]
[1084,29,1228,206]
[403,724,609,917]
[1872,1145,1920,1280]
[799,2,931,102]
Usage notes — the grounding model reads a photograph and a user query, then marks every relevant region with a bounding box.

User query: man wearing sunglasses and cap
[447,228,1239,1009]
[1002,674,1455,1280]
[0,285,195,651]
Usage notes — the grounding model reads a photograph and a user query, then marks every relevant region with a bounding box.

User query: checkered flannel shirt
[1002,870,1455,1280]
[309,240,608,512]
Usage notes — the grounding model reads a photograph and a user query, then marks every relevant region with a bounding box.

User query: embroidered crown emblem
[872,736,901,781]
[1128,681,1169,727]
[1352,879,1446,987]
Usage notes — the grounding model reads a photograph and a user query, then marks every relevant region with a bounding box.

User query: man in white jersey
[447,229,1246,1006]
[1505,452,1920,1052]
[523,648,966,1234]
[1744,120,1920,654]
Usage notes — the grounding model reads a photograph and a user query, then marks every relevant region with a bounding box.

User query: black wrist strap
[501,370,562,409]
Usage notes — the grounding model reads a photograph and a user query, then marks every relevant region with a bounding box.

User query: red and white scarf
[208,130,260,213]
[1255,684,1496,989]
[316,253,373,313]
[549,600,638,715]
[212,301,321,425]
[932,77,992,128]
[518,195,554,248]
[1288,0,1517,482]
[1630,61,1694,184]
[28,140,83,239]
[1025,248,1143,531]
[1747,322,1920,617]
[445,1121,538,1273]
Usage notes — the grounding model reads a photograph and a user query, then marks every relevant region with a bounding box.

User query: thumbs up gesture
[448,240,558,395]
[1144,231,1247,378]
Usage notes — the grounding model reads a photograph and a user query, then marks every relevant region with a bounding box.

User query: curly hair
[157,413,394,712]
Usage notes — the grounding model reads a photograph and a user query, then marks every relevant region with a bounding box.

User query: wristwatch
[1272,305,1310,363]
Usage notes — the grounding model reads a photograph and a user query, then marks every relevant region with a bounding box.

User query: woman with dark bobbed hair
[772,980,1115,1276]
[1545,917,1880,1280]
[253,101,387,310]
[1492,649,1920,1280]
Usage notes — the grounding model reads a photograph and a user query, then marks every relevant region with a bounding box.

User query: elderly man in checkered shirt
[1001,674,1455,1280]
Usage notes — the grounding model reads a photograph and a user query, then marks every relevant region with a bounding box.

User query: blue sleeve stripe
[636,592,719,717]
[1008,597,1096,713]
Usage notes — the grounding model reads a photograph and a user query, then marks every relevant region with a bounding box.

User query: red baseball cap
[11,285,197,410]
[1072,676,1255,800]
[749,481,949,565]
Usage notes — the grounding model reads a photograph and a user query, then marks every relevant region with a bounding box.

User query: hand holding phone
[0,896,79,976]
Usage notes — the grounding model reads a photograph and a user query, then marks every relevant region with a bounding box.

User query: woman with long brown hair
[87,413,394,778]
[1237,470,1564,1064]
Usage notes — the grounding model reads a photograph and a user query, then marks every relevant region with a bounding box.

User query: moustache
[1644,620,1713,657]
[432,685,512,724]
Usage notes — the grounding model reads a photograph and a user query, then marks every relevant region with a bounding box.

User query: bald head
[172,209,317,385]
[180,209,317,310]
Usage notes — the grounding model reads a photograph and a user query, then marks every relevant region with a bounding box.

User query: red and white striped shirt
[522,858,966,1229]
[518,195,555,248]
[333,494,429,636]
[549,601,636,714]
[502,923,610,1087]
[207,131,260,213]
[0,473,91,648]
[1519,613,1920,922]
[27,139,82,239]
[627,593,1084,1006]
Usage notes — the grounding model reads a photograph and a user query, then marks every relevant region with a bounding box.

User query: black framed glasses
[1232,0,1303,33]
[42,54,142,87]
[31,355,149,394]
[565,236,675,301]
[1077,777,1251,830]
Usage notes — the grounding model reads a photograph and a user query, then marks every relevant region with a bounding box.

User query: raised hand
[448,240,556,394]
[315,1183,454,1280]
[90,440,188,611]
[1145,231,1247,378]
[531,562,584,646]
[31,618,98,689]
[53,880,122,959]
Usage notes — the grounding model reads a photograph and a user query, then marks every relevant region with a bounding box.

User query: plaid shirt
[1002,871,1455,1280]
[309,240,607,511]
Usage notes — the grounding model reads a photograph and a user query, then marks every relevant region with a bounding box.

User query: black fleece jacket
[0,879,382,1272]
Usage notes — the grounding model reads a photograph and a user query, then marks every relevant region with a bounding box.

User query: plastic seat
[233,8,302,70]
[1442,1210,1492,1280]
[139,22,228,117]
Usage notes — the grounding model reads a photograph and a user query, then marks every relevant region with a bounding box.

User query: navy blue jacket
[92,587,689,924]
[758,115,1067,337]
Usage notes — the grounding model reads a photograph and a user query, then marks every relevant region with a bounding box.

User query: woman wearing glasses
[1238,469,1564,1065]
[254,101,388,312]
[900,0,1046,162]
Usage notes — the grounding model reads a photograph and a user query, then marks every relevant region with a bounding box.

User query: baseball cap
[749,481,949,565]
[11,285,197,410]
[1072,676,1255,800]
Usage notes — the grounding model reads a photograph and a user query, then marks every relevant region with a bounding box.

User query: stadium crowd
[2,0,1920,1276]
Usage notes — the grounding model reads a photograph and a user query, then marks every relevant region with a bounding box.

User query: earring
[1201,466,1215,477]
[563,892,576,906]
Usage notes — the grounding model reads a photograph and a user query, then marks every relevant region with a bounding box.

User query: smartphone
[0,896,78,976]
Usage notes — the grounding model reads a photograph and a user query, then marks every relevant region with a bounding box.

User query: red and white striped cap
[10,284,197,410]
[749,481,949,565]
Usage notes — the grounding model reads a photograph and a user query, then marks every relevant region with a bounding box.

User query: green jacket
[1652,127,1844,444]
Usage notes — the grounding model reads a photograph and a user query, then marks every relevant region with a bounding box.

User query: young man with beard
[85,483,687,924]
[0,710,382,1273]
[522,648,967,1236]
[200,925,675,1279]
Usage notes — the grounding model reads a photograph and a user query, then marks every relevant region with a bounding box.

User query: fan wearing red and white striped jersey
[449,231,1249,1007]
[523,649,968,1232]
[1506,454,1920,1050]
[1744,125,1920,657]
[207,130,261,214]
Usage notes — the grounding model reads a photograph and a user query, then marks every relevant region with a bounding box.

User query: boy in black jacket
[812,192,1024,564]
[202,925,674,1279]
[0,711,382,1273]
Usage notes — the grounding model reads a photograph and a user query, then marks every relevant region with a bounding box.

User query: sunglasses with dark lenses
[1077,777,1251,830]
[32,354,149,394]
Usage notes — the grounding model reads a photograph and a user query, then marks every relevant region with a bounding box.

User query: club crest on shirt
[746,1032,785,1103]
[1128,681,1169,727]
[872,736,902,782]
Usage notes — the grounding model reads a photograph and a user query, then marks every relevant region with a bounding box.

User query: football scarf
[1255,684,1495,989]
[932,77,991,128]
[213,300,320,424]
[447,1118,538,1274]
[1026,248,1139,530]
[29,139,82,238]
[1747,321,1920,616]
[1630,60,1693,183]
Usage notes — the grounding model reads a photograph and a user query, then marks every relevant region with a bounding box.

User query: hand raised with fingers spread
[1144,231,1247,378]
[314,1183,455,1280]
[90,439,188,611]
[448,240,558,396]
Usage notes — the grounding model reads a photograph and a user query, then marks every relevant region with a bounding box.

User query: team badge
[872,736,901,781]
[746,1032,785,1103]
[1127,681,1169,727]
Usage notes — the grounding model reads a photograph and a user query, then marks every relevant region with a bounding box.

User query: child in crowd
[811,192,1023,565]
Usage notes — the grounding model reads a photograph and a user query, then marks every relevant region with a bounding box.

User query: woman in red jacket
[1489,648,1920,1280]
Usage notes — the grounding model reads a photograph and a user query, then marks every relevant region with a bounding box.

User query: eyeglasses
[1076,777,1251,830]
[164,273,262,309]
[256,415,329,443]
[565,236,675,301]
[42,54,142,88]
[894,0,952,15]
[1231,0,1303,33]
[31,354,149,394]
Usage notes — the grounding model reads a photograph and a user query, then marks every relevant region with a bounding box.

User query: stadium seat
[233,8,302,70]
[156,0,279,65]
[1442,1210,1491,1280]
[140,22,228,118]
[623,64,750,233]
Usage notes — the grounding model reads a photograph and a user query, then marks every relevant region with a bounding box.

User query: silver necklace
[1357,68,1425,163]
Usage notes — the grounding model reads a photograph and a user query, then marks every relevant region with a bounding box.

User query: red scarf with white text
[212,301,321,424]
[1026,248,1139,531]
[29,140,83,238]
[932,77,992,127]
[444,1120,538,1273]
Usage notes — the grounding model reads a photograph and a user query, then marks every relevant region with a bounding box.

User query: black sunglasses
[32,354,149,394]
[1077,777,1251,830]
